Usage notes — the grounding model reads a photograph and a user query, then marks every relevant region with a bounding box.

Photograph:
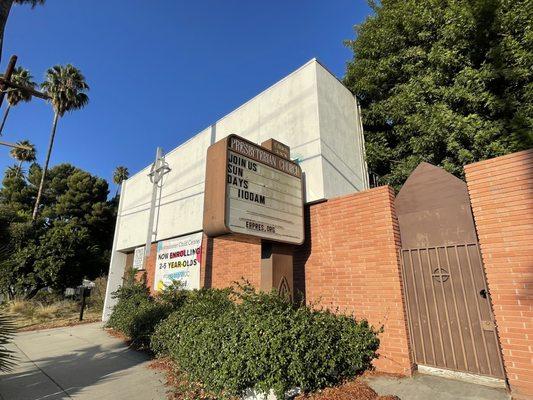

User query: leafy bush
[150,287,233,356]
[106,282,171,348]
[150,286,380,398]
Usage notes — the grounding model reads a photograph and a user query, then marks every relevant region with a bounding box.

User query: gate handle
[479,289,487,299]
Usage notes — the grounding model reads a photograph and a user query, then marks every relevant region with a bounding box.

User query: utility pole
[0,139,32,151]
[0,54,50,151]
[0,54,16,108]
[0,55,50,106]
[142,147,171,270]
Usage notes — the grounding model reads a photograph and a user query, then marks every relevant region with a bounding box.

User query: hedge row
[107,282,380,398]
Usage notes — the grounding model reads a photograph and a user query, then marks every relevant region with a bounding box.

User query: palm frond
[1,66,37,106]
[14,0,46,8]
[0,222,16,373]
[9,140,36,164]
[41,64,90,116]
[0,314,16,372]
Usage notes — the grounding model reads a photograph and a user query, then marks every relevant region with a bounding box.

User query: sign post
[203,135,303,299]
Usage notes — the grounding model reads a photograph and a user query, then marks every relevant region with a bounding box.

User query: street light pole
[142,147,171,271]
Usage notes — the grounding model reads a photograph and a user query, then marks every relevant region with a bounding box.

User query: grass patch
[3,297,102,331]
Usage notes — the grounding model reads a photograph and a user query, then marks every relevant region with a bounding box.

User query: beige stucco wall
[103,59,368,320]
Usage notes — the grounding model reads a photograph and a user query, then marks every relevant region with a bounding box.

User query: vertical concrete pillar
[102,182,127,322]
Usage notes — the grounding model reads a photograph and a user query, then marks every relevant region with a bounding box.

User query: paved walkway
[365,373,510,400]
[0,322,166,400]
[1,322,513,400]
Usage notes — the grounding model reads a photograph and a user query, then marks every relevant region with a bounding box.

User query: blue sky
[1,0,371,193]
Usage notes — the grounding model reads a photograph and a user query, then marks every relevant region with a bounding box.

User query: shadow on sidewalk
[1,340,154,399]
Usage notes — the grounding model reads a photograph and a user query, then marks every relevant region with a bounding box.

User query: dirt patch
[149,357,399,400]
[104,327,131,342]
[4,298,103,332]
[149,358,227,400]
[16,313,101,332]
[295,380,400,400]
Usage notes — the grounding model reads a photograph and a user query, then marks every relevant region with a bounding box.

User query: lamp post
[142,147,171,271]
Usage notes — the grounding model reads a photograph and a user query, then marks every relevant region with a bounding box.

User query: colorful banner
[153,232,202,292]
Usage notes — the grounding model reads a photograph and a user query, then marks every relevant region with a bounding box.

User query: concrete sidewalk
[365,373,510,400]
[0,322,166,400]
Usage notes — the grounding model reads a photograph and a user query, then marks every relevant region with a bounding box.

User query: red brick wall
[465,149,533,400]
[202,234,261,289]
[135,243,157,295]
[294,186,413,375]
[142,187,413,376]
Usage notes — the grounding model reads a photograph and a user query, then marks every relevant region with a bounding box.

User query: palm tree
[0,67,36,135]
[113,166,129,196]
[4,165,19,179]
[9,139,36,174]
[32,64,89,220]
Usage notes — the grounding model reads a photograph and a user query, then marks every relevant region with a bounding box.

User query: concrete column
[102,182,127,322]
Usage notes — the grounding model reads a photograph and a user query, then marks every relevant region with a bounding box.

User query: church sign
[203,134,304,245]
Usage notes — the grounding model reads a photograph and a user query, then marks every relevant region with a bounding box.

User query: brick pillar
[135,243,157,295]
[295,186,414,375]
[202,234,261,289]
[465,149,533,400]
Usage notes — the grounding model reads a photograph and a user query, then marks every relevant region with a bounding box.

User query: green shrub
[106,282,171,348]
[150,287,234,357]
[150,286,379,398]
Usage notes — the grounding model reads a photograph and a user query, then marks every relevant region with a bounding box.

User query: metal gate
[401,244,505,378]
[396,163,505,379]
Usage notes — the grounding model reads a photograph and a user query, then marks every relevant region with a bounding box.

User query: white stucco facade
[103,59,368,320]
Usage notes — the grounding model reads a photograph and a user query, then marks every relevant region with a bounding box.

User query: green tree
[0,67,36,135]
[0,163,116,297]
[345,0,532,189]
[9,140,36,174]
[32,64,89,220]
[0,1,45,62]
[113,166,129,196]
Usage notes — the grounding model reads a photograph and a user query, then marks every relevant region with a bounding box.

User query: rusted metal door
[401,245,504,377]
[396,163,505,379]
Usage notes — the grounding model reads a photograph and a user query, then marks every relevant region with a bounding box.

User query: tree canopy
[345,0,532,189]
[41,64,89,117]
[0,163,116,298]
[113,166,129,186]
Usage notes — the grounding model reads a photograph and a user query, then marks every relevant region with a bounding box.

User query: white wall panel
[315,62,368,198]
[113,59,366,252]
